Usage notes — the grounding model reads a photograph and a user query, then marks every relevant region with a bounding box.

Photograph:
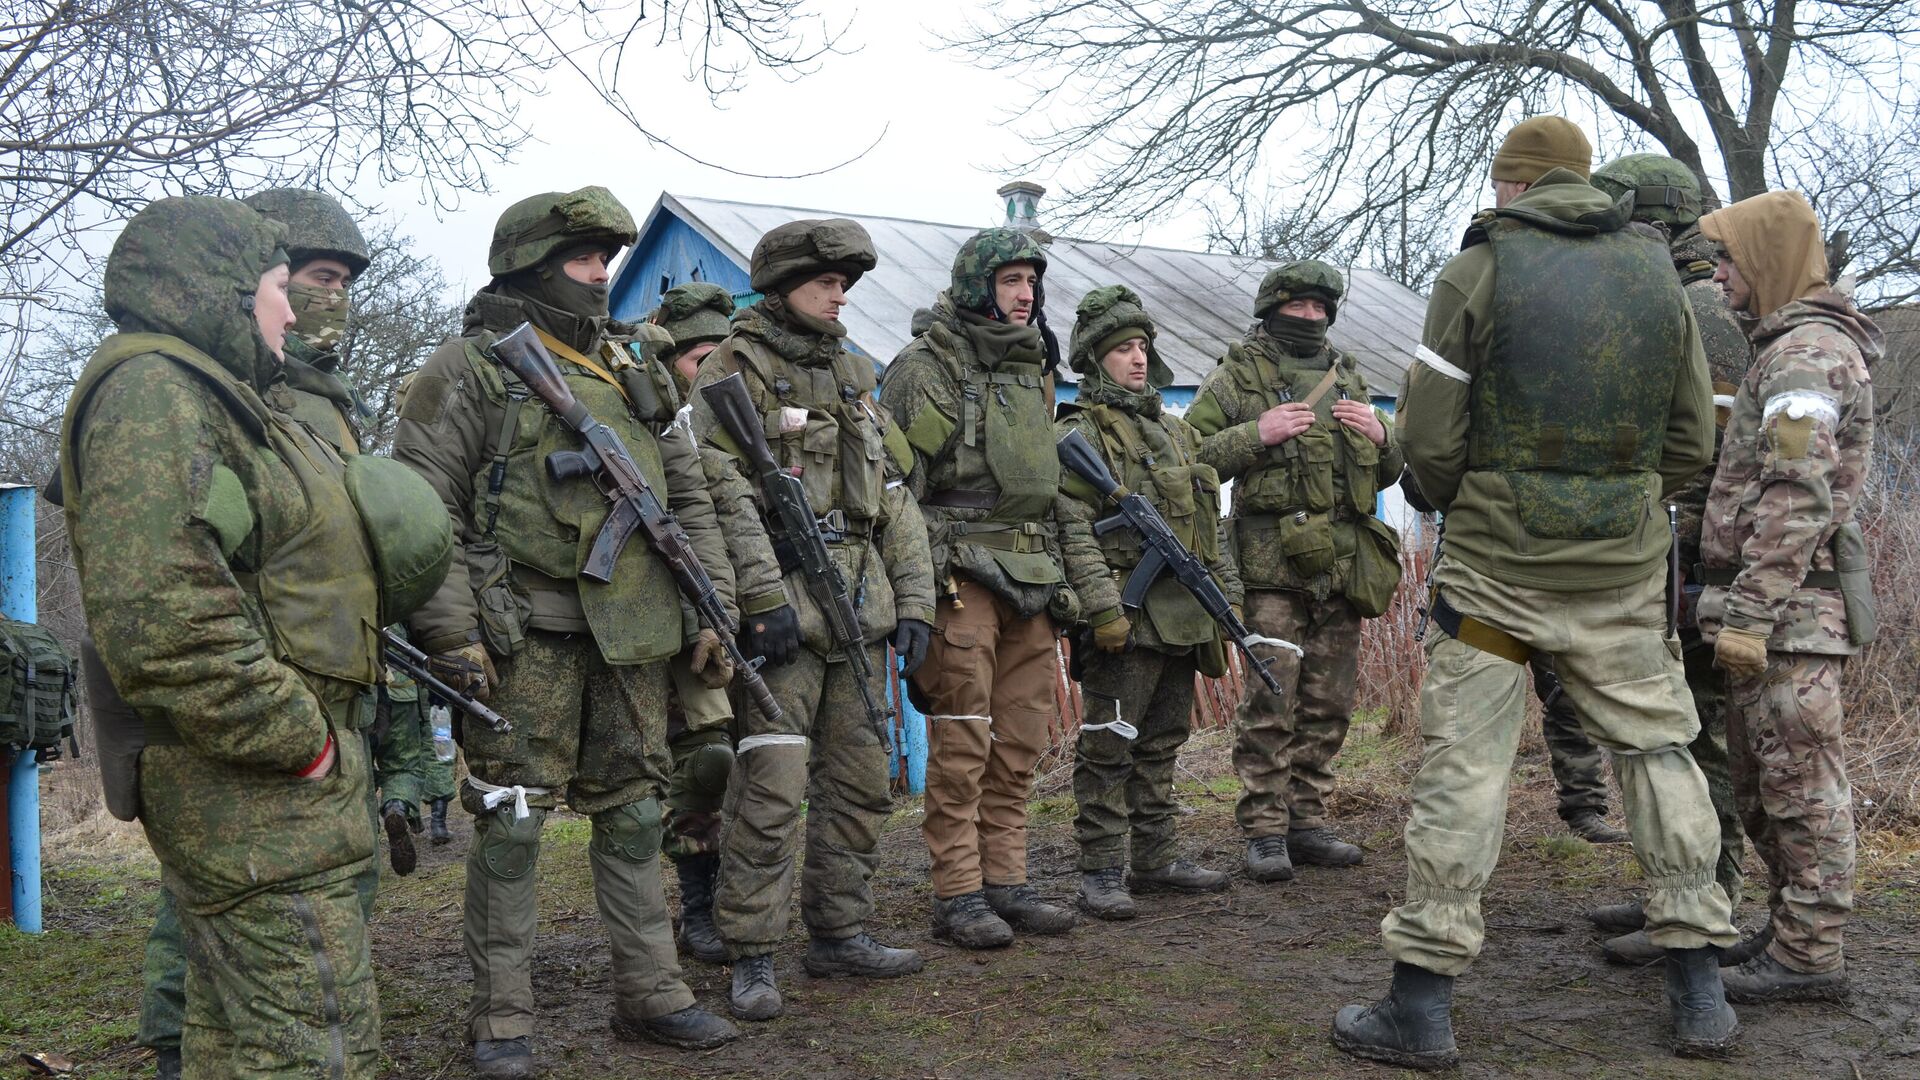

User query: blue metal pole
[1,483,41,933]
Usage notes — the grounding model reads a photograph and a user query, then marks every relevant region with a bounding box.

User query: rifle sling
[533,327,631,406]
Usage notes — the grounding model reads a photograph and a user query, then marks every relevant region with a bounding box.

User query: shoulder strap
[533,327,629,406]
[479,385,528,540]
[1299,364,1343,409]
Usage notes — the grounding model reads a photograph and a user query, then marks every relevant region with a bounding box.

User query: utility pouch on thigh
[468,539,530,657]
[1279,510,1336,579]
[1832,522,1877,646]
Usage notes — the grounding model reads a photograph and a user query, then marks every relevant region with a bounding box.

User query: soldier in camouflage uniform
[1333,117,1738,1069]
[688,220,935,1020]
[64,196,427,1078]
[1187,260,1405,882]
[1056,286,1241,918]
[879,229,1082,948]
[1582,155,1759,964]
[1695,190,1880,1003]
[393,187,740,1077]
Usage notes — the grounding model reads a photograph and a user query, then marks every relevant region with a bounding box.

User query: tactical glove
[1714,626,1769,682]
[429,641,497,702]
[891,618,932,677]
[1093,613,1134,654]
[745,604,801,668]
[688,627,735,689]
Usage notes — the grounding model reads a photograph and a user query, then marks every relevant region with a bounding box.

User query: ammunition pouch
[1276,511,1336,579]
[468,539,531,657]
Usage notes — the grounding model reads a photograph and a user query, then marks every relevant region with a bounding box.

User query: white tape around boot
[738,733,809,752]
[466,776,552,821]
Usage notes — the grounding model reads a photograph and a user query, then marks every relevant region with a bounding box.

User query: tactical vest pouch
[1832,522,1877,646]
[0,617,75,756]
[838,406,886,521]
[791,412,843,514]
[1342,426,1382,514]
[1346,515,1405,618]
[1278,510,1336,579]
[1507,472,1647,541]
[981,369,1060,521]
[1139,574,1216,648]
[1195,636,1229,679]
[1288,427,1338,513]
[469,539,531,657]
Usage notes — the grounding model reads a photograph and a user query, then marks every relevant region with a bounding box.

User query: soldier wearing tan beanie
[1490,115,1594,184]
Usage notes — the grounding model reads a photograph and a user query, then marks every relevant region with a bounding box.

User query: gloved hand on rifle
[745,604,801,668]
[891,618,931,677]
[689,628,736,689]
[429,641,496,702]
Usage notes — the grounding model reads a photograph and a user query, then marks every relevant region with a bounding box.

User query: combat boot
[1129,859,1229,893]
[674,854,726,965]
[472,1036,539,1079]
[153,1047,181,1080]
[429,797,452,846]
[1077,867,1137,921]
[1331,962,1459,1070]
[611,1004,739,1050]
[1245,835,1294,883]
[1719,924,1774,967]
[984,883,1077,935]
[1721,952,1849,1003]
[729,953,783,1021]
[1586,900,1646,934]
[1289,826,1363,867]
[931,890,1014,949]
[1565,810,1631,845]
[1666,946,1739,1057]
[803,931,925,978]
[381,799,416,876]
[1602,929,1665,966]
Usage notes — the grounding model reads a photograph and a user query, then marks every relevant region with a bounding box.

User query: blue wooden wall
[609,213,754,324]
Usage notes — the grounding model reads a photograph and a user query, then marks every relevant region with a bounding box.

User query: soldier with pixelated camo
[1696,190,1880,1004]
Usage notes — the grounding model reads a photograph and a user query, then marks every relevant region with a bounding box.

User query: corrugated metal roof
[640,193,1428,390]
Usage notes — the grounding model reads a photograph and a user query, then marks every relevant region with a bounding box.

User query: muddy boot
[154,1048,181,1080]
[1586,900,1647,934]
[1667,946,1739,1057]
[1129,859,1229,894]
[611,1004,739,1050]
[931,890,1014,949]
[1245,835,1294,883]
[984,883,1077,935]
[472,1036,539,1079]
[1565,809,1631,845]
[729,953,783,1021]
[381,799,416,876]
[804,931,925,978]
[674,854,726,965]
[1721,952,1849,1003]
[1602,929,1665,966]
[1330,962,1459,1071]
[429,797,452,846]
[1289,827,1363,867]
[1718,924,1774,967]
[1077,867,1137,921]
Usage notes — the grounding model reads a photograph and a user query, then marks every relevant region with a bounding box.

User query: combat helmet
[243,188,370,277]
[1254,260,1345,324]
[488,187,638,278]
[748,218,877,294]
[950,227,1049,314]
[653,282,736,348]
[1591,154,1703,228]
[1068,285,1172,388]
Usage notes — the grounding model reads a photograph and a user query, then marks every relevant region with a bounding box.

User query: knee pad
[671,730,735,805]
[591,797,663,864]
[475,807,547,882]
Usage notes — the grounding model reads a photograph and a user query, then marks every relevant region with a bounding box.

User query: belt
[949,519,1055,554]
[925,488,998,510]
[1430,595,1531,664]
[1693,563,1840,590]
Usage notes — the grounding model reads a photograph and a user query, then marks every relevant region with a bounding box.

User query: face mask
[1263,313,1329,358]
[288,281,351,352]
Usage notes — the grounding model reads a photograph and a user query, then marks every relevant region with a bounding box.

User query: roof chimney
[997,181,1046,231]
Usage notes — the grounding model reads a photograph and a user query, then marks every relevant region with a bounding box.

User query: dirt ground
[6,722,1920,1079]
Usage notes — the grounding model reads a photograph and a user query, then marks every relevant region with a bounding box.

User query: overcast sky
[370,5,1218,299]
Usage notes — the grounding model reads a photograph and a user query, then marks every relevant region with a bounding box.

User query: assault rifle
[1056,429,1297,695]
[1413,522,1444,643]
[379,628,511,735]
[701,372,893,752]
[489,323,783,725]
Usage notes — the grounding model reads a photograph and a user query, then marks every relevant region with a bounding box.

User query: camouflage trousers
[1233,588,1361,836]
[1381,560,1736,976]
[1530,658,1610,821]
[1074,647,1197,873]
[372,694,431,815]
[666,648,733,862]
[177,870,380,1079]
[459,631,690,1040]
[1726,651,1854,973]
[712,644,892,958]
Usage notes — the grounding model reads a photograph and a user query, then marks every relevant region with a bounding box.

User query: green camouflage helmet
[1591,154,1703,228]
[748,218,877,293]
[489,186,638,277]
[950,228,1048,313]
[652,281,736,347]
[243,188,370,277]
[1254,259,1345,323]
[1068,284,1172,388]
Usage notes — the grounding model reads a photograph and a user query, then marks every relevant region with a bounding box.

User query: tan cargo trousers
[1381,559,1737,976]
[914,577,1059,897]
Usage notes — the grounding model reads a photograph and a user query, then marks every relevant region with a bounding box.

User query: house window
[659,273,672,296]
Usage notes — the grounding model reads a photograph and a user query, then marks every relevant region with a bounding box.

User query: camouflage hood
[104,196,289,391]
[1068,285,1172,391]
[1700,190,1829,321]
[1746,290,1885,366]
[652,281,735,350]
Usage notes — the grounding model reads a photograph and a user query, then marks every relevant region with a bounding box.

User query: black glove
[744,604,801,668]
[891,618,932,678]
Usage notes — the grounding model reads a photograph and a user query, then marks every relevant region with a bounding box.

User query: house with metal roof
[607,184,1429,412]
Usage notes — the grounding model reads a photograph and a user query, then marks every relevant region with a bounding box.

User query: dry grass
[1840,436,1920,828]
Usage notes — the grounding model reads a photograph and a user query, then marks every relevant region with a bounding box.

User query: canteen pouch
[1832,521,1877,646]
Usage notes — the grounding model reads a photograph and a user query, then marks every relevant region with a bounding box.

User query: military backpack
[0,616,77,758]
